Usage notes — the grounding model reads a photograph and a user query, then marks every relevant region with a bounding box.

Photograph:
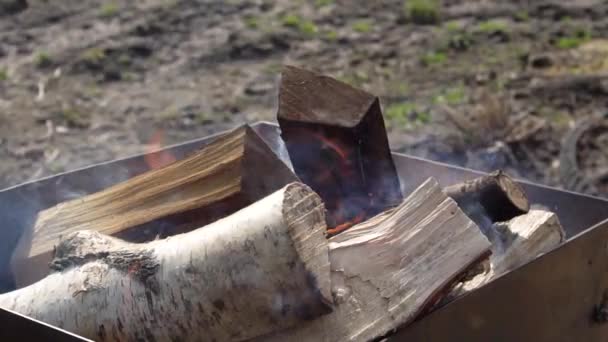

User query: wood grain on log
[277,65,402,231]
[278,66,377,127]
[12,124,298,287]
[447,209,565,300]
[1,183,331,342]
[491,209,565,274]
[256,178,491,342]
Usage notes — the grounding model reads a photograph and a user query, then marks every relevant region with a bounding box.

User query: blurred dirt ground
[2,0,608,197]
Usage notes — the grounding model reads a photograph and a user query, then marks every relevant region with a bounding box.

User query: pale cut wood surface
[491,209,565,274]
[449,209,565,297]
[0,183,331,342]
[256,177,491,342]
[12,124,298,287]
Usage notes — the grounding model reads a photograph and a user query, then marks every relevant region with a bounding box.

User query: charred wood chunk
[277,66,402,232]
[256,178,491,342]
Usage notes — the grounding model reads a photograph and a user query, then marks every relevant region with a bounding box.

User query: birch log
[0,183,331,342]
[255,177,491,342]
[13,124,298,288]
[448,209,565,299]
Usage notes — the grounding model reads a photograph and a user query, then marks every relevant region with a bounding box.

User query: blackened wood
[12,125,298,287]
[277,66,402,230]
[278,66,377,127]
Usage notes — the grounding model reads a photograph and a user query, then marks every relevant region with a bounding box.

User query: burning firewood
[277,65,403,234]
[1,183,332,342]
[11,125,298,287]
[445,209,565,301]
[3,60,568,341]
[1,178,490,342]
[444,170,530,237]
[255,178,491,342]
[442,170,531,280]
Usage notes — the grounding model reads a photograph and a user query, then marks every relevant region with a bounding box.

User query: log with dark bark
[277,65,402,233]
[12,125,298,287]
[1,183,331,342]
[444,170,530,237]
[256,178,491,342]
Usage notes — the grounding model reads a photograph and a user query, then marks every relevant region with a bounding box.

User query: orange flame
[311,131,349,161]
[145,130,177,170]
[327,212,365,236]
[306,131,370,235]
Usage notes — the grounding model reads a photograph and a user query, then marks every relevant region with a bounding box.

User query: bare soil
[2,0,608,198]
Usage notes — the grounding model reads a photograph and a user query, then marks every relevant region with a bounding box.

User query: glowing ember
[327,212,365,236]
[145,130,177,170]
[306,131,370,234]
[280,126,379,234]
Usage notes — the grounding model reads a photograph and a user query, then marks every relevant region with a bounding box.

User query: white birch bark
[0,183,331,342]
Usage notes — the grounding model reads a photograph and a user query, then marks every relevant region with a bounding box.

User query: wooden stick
[12,125,298,287]
[446,210,565,301]
[559,114,608,195]
[0,183,331,342]
[529,75,608,96]
[255,178,491,342]
[444,170,530,236]
[277,65,402,230]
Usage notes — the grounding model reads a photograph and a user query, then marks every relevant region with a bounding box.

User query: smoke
[0,190,41,292]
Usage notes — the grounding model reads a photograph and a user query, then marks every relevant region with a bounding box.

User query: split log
[490,209,565,274]
[277,65,402,232]
[444,171,530,281]
[12,125,298,287]
[447,210,565,300]
[255,178,491,342]
[444,170,530,238]
[0,183,331,342]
